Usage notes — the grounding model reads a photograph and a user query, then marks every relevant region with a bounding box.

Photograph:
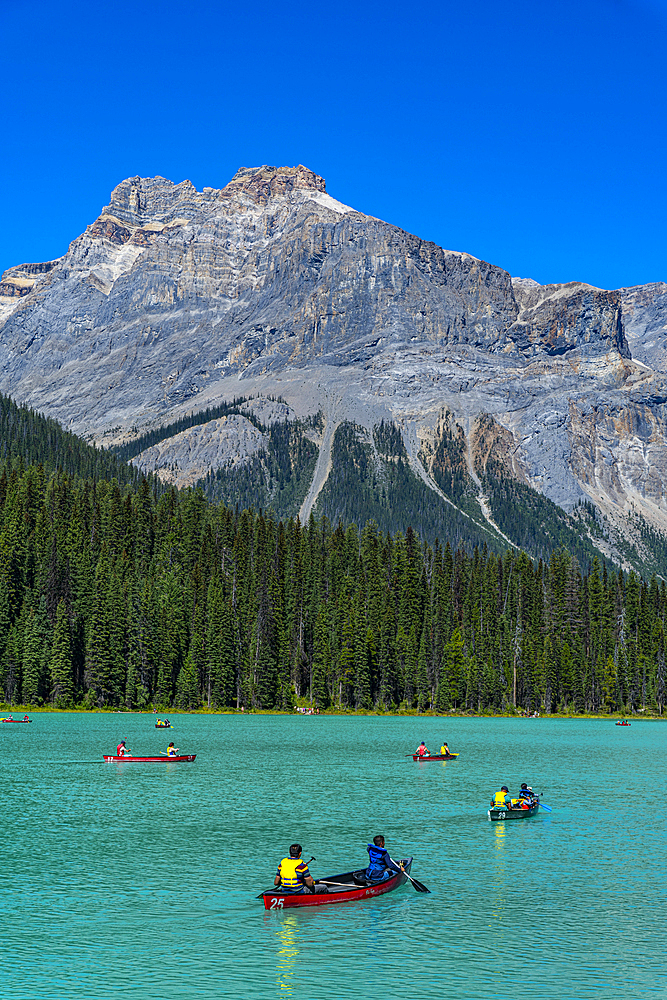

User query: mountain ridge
[1,165,667,571]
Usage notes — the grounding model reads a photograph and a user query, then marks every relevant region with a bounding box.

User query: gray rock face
[1,164,667,554]
[133,413,267,488]
[511,278,629,358]
[621,282,667,371]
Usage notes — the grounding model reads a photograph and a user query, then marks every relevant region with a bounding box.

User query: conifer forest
[1,449,665,715]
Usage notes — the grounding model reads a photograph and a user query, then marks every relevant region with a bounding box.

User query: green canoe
[488,797,540,821]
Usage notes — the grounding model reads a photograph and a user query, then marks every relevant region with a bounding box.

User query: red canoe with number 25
[259,858,413,908]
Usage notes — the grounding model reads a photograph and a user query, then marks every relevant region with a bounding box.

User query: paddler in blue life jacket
[491,786,512,808]
[519,783,534,801]
[275,844,316,893]
[365,835,404,882]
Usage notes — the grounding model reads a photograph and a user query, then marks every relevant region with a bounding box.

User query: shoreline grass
[2,704,664,720]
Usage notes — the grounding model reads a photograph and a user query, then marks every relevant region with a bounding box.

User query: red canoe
[259,858,413,908]
[1,719,31,723]
[103,754,196,762]
[412,753,458,761]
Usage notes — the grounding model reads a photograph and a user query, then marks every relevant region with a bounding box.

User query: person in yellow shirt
[440,742,450,756]
[166,742,180,756]
[491,786,512,808]
[275,844,316,893]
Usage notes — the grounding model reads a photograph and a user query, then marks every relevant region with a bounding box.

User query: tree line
[1,460,665,715]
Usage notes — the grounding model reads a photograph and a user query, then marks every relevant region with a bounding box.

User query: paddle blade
[539,802,552,812]
[407,875,431,893]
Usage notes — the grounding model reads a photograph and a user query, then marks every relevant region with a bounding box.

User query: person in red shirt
[416,741,429,757]
[116,740,132,756]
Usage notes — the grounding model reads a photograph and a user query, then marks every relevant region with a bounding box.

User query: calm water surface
[2,713,665,999]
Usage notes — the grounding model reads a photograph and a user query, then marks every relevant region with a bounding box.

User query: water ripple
[2,713,666,998]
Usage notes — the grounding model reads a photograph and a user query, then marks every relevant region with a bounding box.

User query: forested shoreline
[1,460,666,716]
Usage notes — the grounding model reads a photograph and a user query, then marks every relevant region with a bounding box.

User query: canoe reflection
[491,823,508,929]
[276,913,299,996]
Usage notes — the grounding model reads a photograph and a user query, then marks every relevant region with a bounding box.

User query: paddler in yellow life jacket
[440,742,450,756]
[275,844,316,893]
[166,742,179,756]
[491,786,512,808]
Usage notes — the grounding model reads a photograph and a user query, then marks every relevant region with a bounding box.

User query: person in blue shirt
[518,783,534,801]
[365,835,404,882]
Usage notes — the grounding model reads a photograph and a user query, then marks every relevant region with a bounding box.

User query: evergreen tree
[312,604,330,709]
[22,600,51,704]
[50,600,74,707]
[175,652,201,709]
[206,581,236,708]
[602,654,617,713]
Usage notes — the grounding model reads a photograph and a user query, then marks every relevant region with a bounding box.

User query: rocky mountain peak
[3,166,667,572]
[100,165,329,228]
[102,175,201,227]
[222,164,327,205]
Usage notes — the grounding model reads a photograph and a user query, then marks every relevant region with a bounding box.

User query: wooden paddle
[317,881,356,888]
[389,856,431,894]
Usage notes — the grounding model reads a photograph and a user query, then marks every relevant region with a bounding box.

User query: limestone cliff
[1,165,667,569]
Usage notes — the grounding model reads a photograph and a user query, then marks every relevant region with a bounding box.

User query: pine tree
[22,600,51,705]
[416,622,430,712]
[311,604,330,709]
[206,580,236,708]
[602,654,617,712]
[3,626,21,704]
[543,634,558,714]
[51,600,74,707]
[354,625,373,710]
[175,652,201,709]
[442,628,466,709]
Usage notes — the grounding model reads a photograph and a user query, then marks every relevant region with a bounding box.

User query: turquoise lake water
[2,712,665,999]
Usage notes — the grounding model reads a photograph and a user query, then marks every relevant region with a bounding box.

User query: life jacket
[167,747,177,756]
[493,790,509,807]
[417,746,428,756]
[278,857,308,888]
[367,844,389,871]
[440,746,449,755]
[117,744,125,756]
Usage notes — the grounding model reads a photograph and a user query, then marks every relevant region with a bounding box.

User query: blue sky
[2,0,666,290]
